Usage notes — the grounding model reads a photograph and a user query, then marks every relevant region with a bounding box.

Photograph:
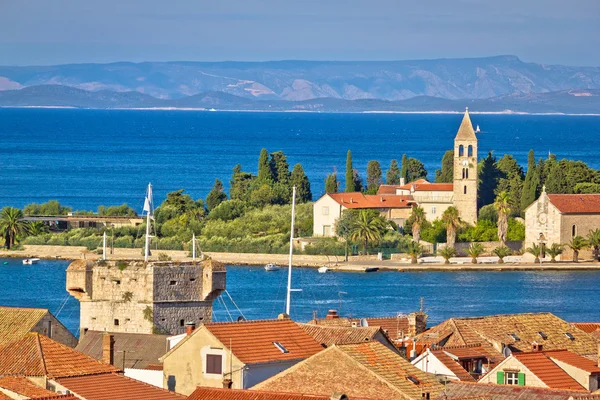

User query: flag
[143,184,153,215]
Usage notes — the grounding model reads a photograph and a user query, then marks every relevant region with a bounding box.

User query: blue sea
[1,109,599,210]
[1,258,599,335]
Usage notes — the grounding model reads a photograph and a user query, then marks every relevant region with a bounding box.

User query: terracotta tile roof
[298,324,382,346]
[24,396,80,400]
[76,330,169,369]
[168,319,324,365]
[255,341,443,400]
[327,193,415,209]
[571,323,600,334]
[455,109,477,140]
[187,387,374,400]
[57,373,185,400]
[548,194,600,214]
[440,381,585,400]
[0,306,48,345]
[0,333,120,378]
[0,376,57,398]
[543,350,600,373]
[377,181,454,194]
[512,352,586,391]
[431,350,476,381]
[419,313,599,358]
[307,314,411,341]
[0,393,11,400]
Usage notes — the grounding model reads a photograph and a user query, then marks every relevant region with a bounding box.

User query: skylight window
[565,332,575,341]
[406,376,420,385]
[538,331,548,340]
[509,333,520,341]
[273,341,288,353]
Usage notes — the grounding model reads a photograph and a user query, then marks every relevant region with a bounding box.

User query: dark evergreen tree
[269,151,290,185]
[352,169,363,192]
[386,159,401,185]
[478,151,500,208]
[345,150,355,192]
[290,164,312,203]
[257,148,273,184]
[400,154,409,183]
[545,161,569,193]
[229,164,255,201]
[366,160,382,193]
[406,158,427,182]
[495,154,524,216]
[206,179,228,211]
[434,150,454,183]
[325,172,339,194]
[520,150,539,212]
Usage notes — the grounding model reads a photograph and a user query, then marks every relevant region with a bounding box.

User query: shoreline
[2,245,600,272]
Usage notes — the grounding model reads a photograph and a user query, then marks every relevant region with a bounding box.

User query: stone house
[160,318,325,395]
[0,305,77,347]
[411,345,496,382]
[66,259,226,336]
[378,179,455,222]
[479,350,600,392]
[524,190,600,259]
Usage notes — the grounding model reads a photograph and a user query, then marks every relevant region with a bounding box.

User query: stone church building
[313,108,478,236]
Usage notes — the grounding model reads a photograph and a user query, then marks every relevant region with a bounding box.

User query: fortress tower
[453,108,478,225]
[66,259,226,336]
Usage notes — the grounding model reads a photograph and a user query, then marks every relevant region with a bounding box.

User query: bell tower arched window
[464,185,467,194]
[468,145,473,157]
[459,145,464,157]
[572,225,577,237]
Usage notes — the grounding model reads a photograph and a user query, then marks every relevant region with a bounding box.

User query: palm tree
[441,206,460,248]
[410,206,426,243]
[492,246,512,264]
[27,221,49,236]
[526,243,542,263]
[546,243,564,263]
[568,236,588,262]
[350,210,387,254]
[586,229,600,262]
[438,246,456,264]
[466,243,484,264]
[407,241,423,264]
[0,207,28,249]
[494,191,511,245]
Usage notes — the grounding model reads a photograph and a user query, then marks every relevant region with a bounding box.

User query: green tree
[441,206,460,248]
[545,161,569,194]
[466,243,484,264]
[325,172,339,194]
[386,159,401,185]
[269,151,290,185]
[0,207,28,249]
[208,200,246,221]
[438,246,456,264]
[406,158,428,183]
[407,241,423,264]
[410,206,426,243]
[586,229,600,261]
[290,164,312,203]
[352,169,363,193]
[495,154,524,216]
[568,236,588,262]
[345,150,355,192]
[574,183,600,194]
[435,150,454,183]
[23,200,72,216]
[521,150,540,212]
[335,209,359,261]
[161,189,195,214]
[492,246,512,264]
[400,154,409,183]
[229,164,255,201]
[97,204,137,216]
[478,204,498,224]
[494,191,511,245]
[257,148,273,184]
[27,221,49,237]
[350,210,387,254]
[366,160,382,193]
[248,184,275,208]
[206,179,228,211]
[478,151,500,208]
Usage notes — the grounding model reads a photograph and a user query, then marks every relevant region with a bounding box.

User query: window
[180,319,185,327]
[572,225,577,238]
[465,168,469,179]
[323,225,331,236]
[206,354,223,374]
[321,206,329,215]
[565,332,575,340]
[114,319,119,326]
[431,206,437,215]
[468,145,473,157]
[273,341,289,353]
[406,376,420,385]
[459,145,464,157]
[506,372,519,385]
[538,331,548,340]
[169,280,177,286]
[190,278,196,282]
[464,186,467,194]
[509,333,520,341]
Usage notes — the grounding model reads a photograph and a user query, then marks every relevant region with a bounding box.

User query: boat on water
[264,263,280,272]
[364,267,379,273]
[318,266,329,274]
[475,125,481,133]
[22,258,40,265]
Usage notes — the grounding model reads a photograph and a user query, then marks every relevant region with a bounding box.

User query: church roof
[548,194,600,214]
[455,108,477,140]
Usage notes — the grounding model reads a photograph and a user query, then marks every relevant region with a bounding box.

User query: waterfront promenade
[2,245,600,272]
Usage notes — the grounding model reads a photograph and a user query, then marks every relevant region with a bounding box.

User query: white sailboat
[285,186,302,316]
[143,183,155,262]
[475,124,481,133]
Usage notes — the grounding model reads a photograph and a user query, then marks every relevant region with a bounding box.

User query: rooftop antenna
[143,183,154,262]
[286,186,301,316]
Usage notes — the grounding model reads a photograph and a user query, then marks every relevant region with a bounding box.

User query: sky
[1,0,599,66]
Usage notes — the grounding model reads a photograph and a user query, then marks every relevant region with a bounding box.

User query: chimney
[532,342,543,352]
[102,333,115,365]
[278,313,290,320]
[407,312,428,337]
[330,394,348,400]
[326,310,339,320]
[222,378,233,389]
[185,321,196,336]
[400,178,405,186]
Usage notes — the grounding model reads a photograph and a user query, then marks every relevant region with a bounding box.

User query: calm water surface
[1,258,598,335]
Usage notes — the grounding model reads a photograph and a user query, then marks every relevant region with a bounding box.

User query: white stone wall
[313,195,343,237]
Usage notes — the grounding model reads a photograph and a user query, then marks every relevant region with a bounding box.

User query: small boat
[264,263,280,272]
[318,266,329,274]
[475,125,481,133]
[364,267,379,273]
[22,258,40,265]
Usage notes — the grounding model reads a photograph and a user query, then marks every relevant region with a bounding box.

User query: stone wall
[33,314,78,348]
[205,252,336,267]
[153,301,214,336]
[446,241,523,256]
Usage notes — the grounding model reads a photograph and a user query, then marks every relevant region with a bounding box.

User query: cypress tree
[520,149,539,212]
[269,151,290,185]
[478,151,500,208]
[366,160,382,193]
[400,154,409,183]
[406,158,427,182]
[386,159,401,185]
[229,164,254,201]
[290,164,312,203]
[257,148,273,184]
[325,172,339,194]
[345,150,355,192]
[206,179,228,211]
[434,150,454,183]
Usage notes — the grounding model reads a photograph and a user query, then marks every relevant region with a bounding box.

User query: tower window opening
[464,186,467,194]
[459,145,464,157]
[468,145,473,157]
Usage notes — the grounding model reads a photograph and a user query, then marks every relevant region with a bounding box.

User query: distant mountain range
[0,56,599,113]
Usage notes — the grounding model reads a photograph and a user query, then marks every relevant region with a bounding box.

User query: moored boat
[22,258,40,265]
[318,266,329,274]
[264,263,280,271]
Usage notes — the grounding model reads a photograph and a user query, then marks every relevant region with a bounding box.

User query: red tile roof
[187,387,371,400]
[431,349,476,381]
[442,381,585,400]
[327,193,414,209]
[22,396,79,400]
[0,376,57,398]
[571,323,600,334]
[307,314,412,341]
[544,350,600,374]
[512,352,586,391]
[378,180,454,194]
[0,333,120,378]
[298,324,382,346]
[548,194,600,214]
[57,373,185,400]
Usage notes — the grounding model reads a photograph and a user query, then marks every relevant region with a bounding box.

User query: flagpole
[103,232,107,260]
[192,233,196,261]
[144,183,153,262]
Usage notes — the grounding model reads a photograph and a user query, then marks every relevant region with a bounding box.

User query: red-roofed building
[160,318,325,395]
[525,190,600,260]
[187,387,374,400]
[412,345,498,382]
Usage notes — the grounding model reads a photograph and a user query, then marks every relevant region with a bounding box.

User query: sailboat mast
[102,232,107,260]
[144,183,153,262]
[192,233,196,261]
[286,186,297,316]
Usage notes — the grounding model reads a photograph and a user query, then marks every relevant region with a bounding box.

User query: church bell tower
[453,108,478,225]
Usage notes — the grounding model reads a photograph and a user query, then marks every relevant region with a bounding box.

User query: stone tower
[453,108,478,225]
[66,259,226,336]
